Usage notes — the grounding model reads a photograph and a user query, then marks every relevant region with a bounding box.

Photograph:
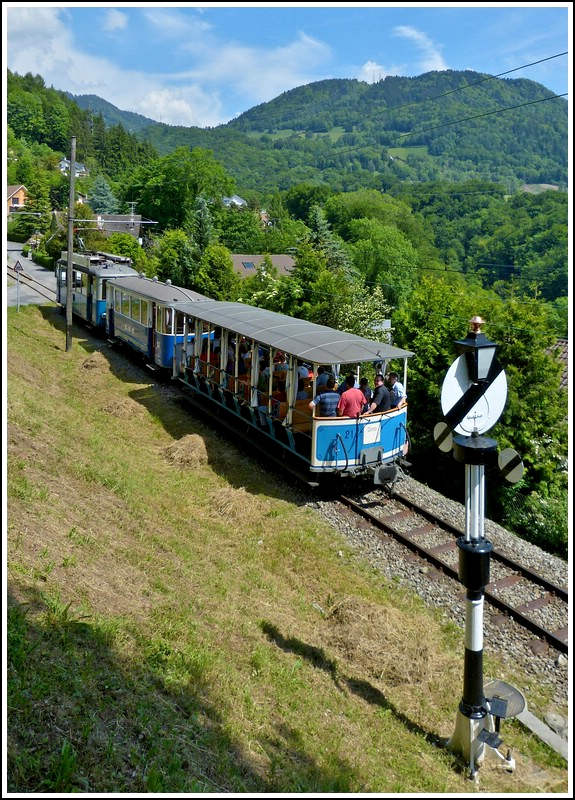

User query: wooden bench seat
[290,399,313,433]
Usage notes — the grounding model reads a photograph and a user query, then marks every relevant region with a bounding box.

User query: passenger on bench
[309,377,339,417]
[296,378,309,400]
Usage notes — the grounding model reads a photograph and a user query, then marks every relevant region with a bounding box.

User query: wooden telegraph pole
[66,137,76,352]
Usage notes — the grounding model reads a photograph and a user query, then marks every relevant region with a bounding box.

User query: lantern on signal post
[436,317,524,779]
[455,316,498,384]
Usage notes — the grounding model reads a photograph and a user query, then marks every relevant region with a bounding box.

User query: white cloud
[5,7,332,126]
[357,60,404,84]
[103,10,128,33]
[393,25,448,72]
[142,8,212,39]
[175,31,331,101]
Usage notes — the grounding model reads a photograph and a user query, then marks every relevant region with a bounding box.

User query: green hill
[69,70,567,194]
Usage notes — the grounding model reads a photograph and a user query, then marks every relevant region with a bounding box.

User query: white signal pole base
[447,711,486,777]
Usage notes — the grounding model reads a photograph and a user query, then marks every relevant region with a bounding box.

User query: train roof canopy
[110,275,209,303]
[173,301,414,364]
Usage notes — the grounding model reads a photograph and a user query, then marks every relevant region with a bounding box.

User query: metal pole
[448,435,496,777]
[66,137,76,352]
[16,272,21,312]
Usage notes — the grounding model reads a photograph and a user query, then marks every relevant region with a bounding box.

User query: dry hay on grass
[324,596,453,688]
[164,434,209,469]
[101,398,145,419]
[163,433,240,471]
[80,351,110,373]
[205,484,264,528]
[164,435,265,526]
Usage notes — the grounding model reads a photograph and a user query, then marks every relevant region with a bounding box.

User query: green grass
[6,305,568,793]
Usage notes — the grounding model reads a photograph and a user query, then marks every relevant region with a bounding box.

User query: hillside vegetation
[70,71,568,192]
[6,305,568,793]
[7,69,568,554]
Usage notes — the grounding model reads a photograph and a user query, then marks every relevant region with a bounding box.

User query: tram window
[114,288,121,309]
[121,292,130,316]
[176,311,185,335]
[164,308,173,334]
[141,299,148,325]
[131,296,141,322]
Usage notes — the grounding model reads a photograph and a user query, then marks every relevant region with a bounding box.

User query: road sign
[13,260,24,272]
[441,354,507,436]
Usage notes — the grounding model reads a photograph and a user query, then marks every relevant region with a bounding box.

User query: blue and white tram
[55,251,138,328]
[106,275,210,369]
[172,301,414,483]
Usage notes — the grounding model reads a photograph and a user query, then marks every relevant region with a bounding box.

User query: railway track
[338,490,568,655]
[7,262,58,305]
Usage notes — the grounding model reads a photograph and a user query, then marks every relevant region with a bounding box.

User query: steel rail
[339,494,568,655]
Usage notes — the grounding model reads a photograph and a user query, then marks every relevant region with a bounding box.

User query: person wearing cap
[364,373,391,414]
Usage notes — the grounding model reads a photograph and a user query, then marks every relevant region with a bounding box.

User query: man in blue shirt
[309,377,340,417]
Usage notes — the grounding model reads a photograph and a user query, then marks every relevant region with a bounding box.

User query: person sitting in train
[386,371,407,408]
[336,375,365,417]
[364,373,391,414]
[274,353,288,373]
[258,380,287,424]
[258,357,271,391]
[296,378,308,400]
[315,366,329,388]
[359,377,373,413]
[309,377,339,417]
[237,354,248,375]
[297,361,310,379]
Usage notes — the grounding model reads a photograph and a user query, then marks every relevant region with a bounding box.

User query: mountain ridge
[67,70,568,193]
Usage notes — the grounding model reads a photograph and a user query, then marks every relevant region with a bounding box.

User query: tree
[131,147,235,232]
[186,195,214,257]
[347,218,419,306]
[88,175,119,214]
[151,229,198,288]
[198,244,240,300]
[214,206,263,253]
[392,275,567,551]
[307,205,353,277]
[105,233,150,272]
[18,175,52,237]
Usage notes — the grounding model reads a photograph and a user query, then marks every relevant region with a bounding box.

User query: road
[6,241,58,307]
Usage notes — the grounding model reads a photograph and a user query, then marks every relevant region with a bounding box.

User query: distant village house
[222,195,248,208]
[231,254,295,279]
[59,159,89,178]
[96,214,142,240]
[7,184,28,214]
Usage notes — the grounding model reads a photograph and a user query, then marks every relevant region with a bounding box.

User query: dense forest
[6,69,568,557]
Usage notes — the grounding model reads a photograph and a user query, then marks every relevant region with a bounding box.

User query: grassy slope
[6,305,568,794]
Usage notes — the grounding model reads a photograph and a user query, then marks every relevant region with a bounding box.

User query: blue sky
[4,3,571,128]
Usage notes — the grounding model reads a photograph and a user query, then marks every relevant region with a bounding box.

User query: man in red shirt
[336,375,365,418]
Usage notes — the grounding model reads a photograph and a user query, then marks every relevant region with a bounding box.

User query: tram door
[86,275,94,325]
[151,303,158,361]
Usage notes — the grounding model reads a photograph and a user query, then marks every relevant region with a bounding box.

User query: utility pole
[66,137,76,352]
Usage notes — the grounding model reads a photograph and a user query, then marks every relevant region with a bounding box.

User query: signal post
[436,317,524,779]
